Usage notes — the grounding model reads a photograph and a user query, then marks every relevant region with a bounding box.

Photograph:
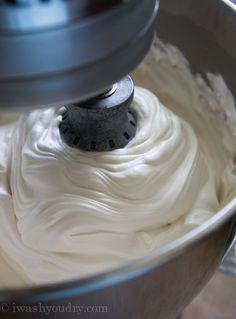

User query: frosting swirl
[0,39,235,287]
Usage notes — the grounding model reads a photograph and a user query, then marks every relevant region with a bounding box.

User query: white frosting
[0,39,236,287]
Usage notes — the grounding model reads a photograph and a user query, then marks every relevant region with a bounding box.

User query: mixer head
[0,0,158,110]
[0,0,159,151]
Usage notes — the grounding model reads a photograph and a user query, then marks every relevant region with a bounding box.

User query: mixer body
[0,0,158,110]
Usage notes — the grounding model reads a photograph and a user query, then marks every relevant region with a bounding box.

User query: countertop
[184,272,236,319]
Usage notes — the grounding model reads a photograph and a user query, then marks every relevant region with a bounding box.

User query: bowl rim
[222,0,236,10]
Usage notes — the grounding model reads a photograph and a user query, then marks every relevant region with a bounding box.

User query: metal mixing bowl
[0,0,235,318]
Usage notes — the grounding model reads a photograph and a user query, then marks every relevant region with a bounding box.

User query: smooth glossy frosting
[0,39,236,287]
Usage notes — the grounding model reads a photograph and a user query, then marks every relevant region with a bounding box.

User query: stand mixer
[0,1,235,319]
[0,0,158,151]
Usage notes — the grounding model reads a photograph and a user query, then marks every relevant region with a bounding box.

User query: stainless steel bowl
[0,1,236,318]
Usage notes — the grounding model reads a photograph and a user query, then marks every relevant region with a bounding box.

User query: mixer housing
[0,0,159,110]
